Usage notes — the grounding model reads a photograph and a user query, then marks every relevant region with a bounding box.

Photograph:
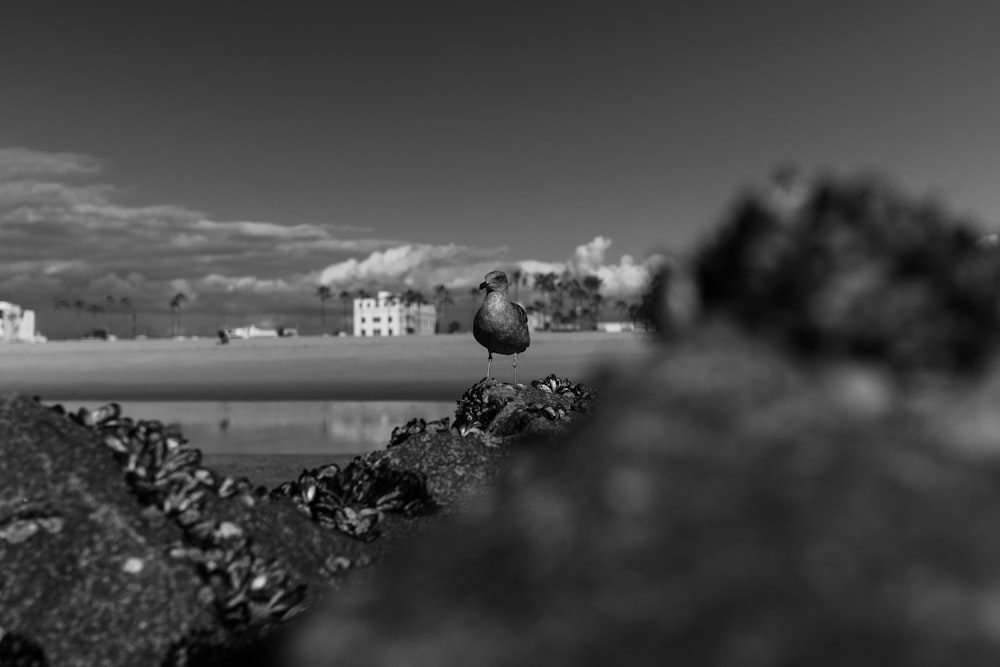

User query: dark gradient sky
[2,1,1000,336]
[4,2,998,255]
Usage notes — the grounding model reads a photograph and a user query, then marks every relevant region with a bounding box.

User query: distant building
[0,301,44,343]
[354,290,436,337]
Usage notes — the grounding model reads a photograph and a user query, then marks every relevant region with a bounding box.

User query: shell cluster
[45,401,310,635]
[452,379,505,436]
[269,457,435,541]
[388,416,451,448]
[531,374,598,402]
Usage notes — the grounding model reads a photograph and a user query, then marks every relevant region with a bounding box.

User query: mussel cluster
[388,416,451,448]
[531,374,599,405]
[269,457,435,541]
[451,379,505,436]
[46,402,308,634]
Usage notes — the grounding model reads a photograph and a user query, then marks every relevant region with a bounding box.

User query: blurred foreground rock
[691,171,1000,374]
[282,326,1000,667]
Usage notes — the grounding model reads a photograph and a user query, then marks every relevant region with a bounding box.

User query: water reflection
[55,400,456,456]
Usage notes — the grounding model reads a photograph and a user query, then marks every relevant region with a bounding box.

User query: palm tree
[87,303,103,334]
[627,303,641,329]
[511,268,523,303]
[401,289,425,306]
[338,290,353,332]
[73,299,85,337]
[532,272,558,319]
[569,278,588,326]
[581,275,603,329]
[120,297,133,338]
[615,299,629,323]
[433,284,454,333]
[315,285,332,332]
[169,292,188,337]
[104,295,117,336]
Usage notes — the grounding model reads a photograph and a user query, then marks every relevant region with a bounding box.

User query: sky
[2,1,1000,337]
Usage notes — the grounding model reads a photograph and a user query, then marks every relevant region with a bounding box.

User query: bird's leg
[486,351,493,380]
[513,352,517,385]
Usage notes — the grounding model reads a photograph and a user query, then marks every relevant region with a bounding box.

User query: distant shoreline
[0,332,650,402]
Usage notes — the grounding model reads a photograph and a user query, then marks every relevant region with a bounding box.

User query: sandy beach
[0,331,652,401]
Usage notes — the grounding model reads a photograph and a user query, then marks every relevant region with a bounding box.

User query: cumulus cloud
[512,237,664,295]
[318,243,506,288]
[313,235,662,301]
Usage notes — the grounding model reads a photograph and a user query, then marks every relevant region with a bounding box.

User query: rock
[279,327,1000,667]
[0,375,599,664]
[369,376,599,508]
[0,394,216,667]
[0,395,384,666]
[692,170,1000,374]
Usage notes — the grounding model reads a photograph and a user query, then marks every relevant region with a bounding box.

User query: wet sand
[0,331,650,401]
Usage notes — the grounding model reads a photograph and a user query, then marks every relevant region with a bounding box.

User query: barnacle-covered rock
[693,170,1000,374]
[269,457,435,540]
[370,376,600,508]
[1,395,379,667]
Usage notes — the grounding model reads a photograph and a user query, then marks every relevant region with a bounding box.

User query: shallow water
[49,400,456,456]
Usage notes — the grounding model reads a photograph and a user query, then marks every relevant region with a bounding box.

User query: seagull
[473,270,530,384]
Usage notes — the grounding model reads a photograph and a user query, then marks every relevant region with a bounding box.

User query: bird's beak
[478,281,487,290]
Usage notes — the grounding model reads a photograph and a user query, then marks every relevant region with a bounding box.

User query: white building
[354,290,436,337]
[0,301,44,342]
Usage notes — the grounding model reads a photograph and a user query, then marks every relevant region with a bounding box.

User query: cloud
[0,147,102,181]
[512,237,664,294]
[0,146,396,297]
[318,243,507,288]
[313,235,663,300]
[1,147,662,337]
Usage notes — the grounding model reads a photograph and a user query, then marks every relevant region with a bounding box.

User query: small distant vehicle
[217,329,230,345]
[81,329,113,341]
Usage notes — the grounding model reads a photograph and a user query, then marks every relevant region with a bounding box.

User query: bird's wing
[514,302,528,325]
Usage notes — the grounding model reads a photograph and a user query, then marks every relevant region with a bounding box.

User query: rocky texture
[691,171,1000,374]
[0,394,216,667]
[0,376,594,665]
[0,395,386,666]
[372,376,599,508]
[280,326,1000,667]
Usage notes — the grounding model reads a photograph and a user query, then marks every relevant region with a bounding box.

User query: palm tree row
[527,271,605,329]
[54,295,135,338]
